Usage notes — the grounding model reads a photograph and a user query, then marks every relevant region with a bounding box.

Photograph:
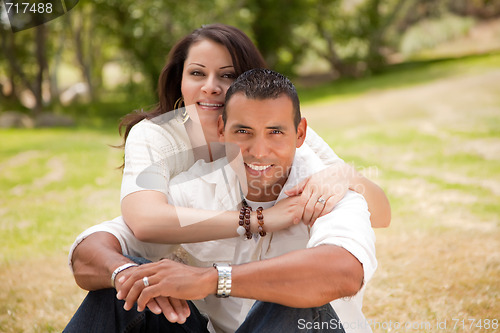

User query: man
[65,69,376,333]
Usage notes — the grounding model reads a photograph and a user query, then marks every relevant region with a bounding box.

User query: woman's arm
[122,190,304,243]
[350,165,391,228]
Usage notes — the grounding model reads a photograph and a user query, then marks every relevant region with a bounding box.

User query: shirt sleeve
[68,216,178,272]
[307,191,377,283]
[120,119,193,201]
[304,126,344,166]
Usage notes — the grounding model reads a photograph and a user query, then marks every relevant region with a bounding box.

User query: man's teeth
[199,102,223,107]
[246,163,271,171]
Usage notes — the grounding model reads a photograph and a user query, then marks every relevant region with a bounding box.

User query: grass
[2,52,500,331]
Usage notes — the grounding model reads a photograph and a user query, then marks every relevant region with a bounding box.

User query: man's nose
[248,137,270,159]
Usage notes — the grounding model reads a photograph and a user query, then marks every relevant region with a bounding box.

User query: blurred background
[1,0,499,332]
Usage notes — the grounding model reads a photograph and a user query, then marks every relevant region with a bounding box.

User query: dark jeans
[64,257,344,332]
[64,290,345,333]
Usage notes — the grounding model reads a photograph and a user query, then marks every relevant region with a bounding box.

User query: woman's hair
[118,23,267,143]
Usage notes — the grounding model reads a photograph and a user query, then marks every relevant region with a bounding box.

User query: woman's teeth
[198,102,223,107]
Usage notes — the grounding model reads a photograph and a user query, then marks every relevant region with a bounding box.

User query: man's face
[218,93,307,201]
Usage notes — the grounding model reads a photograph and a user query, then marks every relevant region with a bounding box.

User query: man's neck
[244,197,275,210]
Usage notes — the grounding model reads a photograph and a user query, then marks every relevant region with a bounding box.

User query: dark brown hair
[223,69,301,129]
[118,24,267,144]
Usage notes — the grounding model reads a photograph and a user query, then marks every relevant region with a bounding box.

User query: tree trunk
[73,13,94,101]
[34,24,48,116]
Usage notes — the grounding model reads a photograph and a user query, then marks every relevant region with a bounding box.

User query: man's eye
[270,130,283,134]
[236,129,249,134]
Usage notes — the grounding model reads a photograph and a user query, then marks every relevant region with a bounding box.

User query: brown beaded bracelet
[256,207,266,237]
[244,206,252,239]
[237,207,246,237]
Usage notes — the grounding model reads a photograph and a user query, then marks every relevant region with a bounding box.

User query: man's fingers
[168,298,191,324]
[137,284,163,312]
[155,297,179,323]
[146,299,162,315]
[124,278,147,311]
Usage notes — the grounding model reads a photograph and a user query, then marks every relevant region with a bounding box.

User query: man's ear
[296,117,307,148]
[217,115,225,142]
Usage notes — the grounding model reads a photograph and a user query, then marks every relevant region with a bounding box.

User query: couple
[65,24,389,333]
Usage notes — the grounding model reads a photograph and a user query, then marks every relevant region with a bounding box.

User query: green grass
[0,128,123,262]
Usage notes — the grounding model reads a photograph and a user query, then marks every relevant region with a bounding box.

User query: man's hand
[116,259,216,314]
[115,265,191,323]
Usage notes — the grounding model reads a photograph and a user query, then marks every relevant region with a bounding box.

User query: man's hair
[223,69,301,129]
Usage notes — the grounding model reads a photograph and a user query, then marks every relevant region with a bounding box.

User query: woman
[69,23,390,327]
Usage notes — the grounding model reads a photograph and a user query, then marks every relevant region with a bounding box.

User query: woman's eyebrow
[187,62,205,67]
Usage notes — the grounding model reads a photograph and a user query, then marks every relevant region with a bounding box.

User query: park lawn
[1,53,499,332]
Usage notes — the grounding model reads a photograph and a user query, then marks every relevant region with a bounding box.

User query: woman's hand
[263,195,304,232]
[285,162,355,226]
[115,265,191,323]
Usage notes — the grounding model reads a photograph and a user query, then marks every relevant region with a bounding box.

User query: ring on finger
[143,276,150,287]
[317,197,326,205]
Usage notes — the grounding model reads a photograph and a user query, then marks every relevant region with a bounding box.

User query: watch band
[213,263,232,298]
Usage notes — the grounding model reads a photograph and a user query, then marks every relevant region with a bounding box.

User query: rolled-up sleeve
[307,191,377,283]
[68,216,177,272]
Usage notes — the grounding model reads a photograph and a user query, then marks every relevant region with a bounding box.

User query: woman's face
[181,39,236,143]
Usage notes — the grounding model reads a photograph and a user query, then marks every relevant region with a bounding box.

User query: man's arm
[71,232,133,290]
[71,232,192,323]
[231,244,363,308]
[119,244,363,311]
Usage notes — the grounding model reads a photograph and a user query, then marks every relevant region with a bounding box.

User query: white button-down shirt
[70,144,376,333]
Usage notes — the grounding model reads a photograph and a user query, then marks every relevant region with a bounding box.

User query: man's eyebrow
[229,124,287,131]
[266,125,285,131]
[230,123,253,129]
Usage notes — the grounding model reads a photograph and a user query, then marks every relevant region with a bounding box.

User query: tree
[295,0,413,77]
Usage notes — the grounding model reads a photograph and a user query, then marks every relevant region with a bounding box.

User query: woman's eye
[222,73,237,79]
[191,71,204,76]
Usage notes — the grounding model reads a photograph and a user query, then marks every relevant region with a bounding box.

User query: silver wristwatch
[213,263,232,298]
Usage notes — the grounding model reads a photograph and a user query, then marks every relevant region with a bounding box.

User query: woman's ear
[217,115,225,142]
[296,117,307,148]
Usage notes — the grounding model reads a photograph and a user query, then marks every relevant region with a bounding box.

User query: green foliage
[1,0,498,118]
[400,14,475,56]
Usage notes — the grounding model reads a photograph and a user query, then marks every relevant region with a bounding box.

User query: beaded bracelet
[237,207,246,237]
[244,206,252,239]
[256,207,266,237]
